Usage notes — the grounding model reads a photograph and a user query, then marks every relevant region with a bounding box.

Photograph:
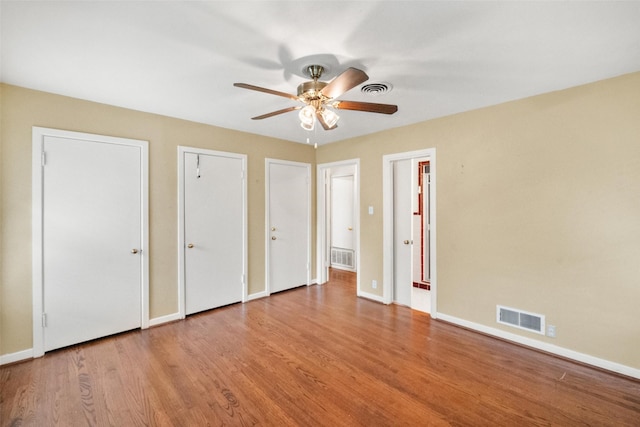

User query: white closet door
[393,159,412,307]
[42,136,143,351]
[267,160,310,294]
[184,151,245,315]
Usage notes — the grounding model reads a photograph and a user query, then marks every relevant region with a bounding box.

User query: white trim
[141,141,150,329]
[0,348,34,366]
[247,291,268,301]
[32,127,149,357]
[316,159,361,291]
[437,313,640,380]
[265,158,312,295]
[382,148,437,317]
[32,130,44,357]
[177,147,248,319]
[149,312,182,327]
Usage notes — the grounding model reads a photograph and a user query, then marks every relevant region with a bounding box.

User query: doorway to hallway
[317,159,360,295]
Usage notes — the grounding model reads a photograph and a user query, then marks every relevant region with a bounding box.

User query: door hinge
[241,170,245,179]
[41,152,46,166]
[42,313,47,327]
[241,274,245,285]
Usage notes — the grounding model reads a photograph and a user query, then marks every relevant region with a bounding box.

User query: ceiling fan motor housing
[297,80,328,100]
[297,64,330,104]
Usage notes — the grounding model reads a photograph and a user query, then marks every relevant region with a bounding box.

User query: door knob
[271,236,277,240]
[187,243,194,248]
[403,240,411,245]
[271,227,276,231]
[131,249,139,254]
[348,227,353,231]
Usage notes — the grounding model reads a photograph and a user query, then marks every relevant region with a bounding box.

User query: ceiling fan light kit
[299,105,316,130]
[234,63,397,132]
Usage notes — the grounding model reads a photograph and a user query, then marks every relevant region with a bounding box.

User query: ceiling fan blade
[334,100,398,115]
[316,111,338,131]
[252,106,301,120]
[320,67,369,99]
[234,83,299,101]
[251,106,302,120]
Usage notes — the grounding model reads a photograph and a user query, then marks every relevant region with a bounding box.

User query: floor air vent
[497,305,545,335]
[331,247,355,270]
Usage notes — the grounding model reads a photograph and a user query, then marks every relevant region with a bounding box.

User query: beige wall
[2,72,639,371]
[317,72,640,370]
[0,84,315,355]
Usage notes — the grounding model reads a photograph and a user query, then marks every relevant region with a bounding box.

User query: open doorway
[317,159,360,293]
[413,160,431,289]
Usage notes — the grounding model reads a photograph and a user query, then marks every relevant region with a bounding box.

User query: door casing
[316,159,361,289]
[265,158,311,295]
[32,127,149,357]
[382,148,437,316]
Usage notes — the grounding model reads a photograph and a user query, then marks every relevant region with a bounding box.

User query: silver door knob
[403,240,411,245]
[271,227,276,231]
[131,249,139,254]
[187,243,194,248]
[271,236,277,240]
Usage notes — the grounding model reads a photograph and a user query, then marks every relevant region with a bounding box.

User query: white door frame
[316,159,360,288]
[32,127,149,357]
[265,158,311,295]
[382,148,437,317]
[177,146,248,318]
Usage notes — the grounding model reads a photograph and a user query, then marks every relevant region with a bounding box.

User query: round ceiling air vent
[361,82,393,96]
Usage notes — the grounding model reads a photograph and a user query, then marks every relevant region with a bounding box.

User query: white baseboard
[0,348,34,365]
[357,290,385,304]
[437,312,640,380]
[247,291,268,301]
[149,312,182,327]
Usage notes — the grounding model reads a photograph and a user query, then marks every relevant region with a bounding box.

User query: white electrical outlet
[547,325,556,338]
[372,280,377,289]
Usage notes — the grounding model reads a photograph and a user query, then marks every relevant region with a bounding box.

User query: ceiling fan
[234,65,398,131]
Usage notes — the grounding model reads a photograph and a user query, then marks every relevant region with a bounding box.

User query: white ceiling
[2,1,639,146]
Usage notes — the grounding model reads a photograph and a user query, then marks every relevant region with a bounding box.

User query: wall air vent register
[497,305,545,335]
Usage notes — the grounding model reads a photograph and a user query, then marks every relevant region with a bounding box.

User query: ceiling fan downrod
[306,64,324,80]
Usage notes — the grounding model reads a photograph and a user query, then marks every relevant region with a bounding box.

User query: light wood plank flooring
[2,270,639,426]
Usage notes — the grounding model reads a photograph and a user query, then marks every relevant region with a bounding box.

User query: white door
[267,159,310,294]
[183,150,246,315]
[41,135,144,352]
[393,159,412,306]
[331,175,355,251]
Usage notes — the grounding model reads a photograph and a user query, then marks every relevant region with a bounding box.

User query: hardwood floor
[2,270,639,426]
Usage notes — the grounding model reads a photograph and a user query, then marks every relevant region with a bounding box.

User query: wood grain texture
[2,270,639,426]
